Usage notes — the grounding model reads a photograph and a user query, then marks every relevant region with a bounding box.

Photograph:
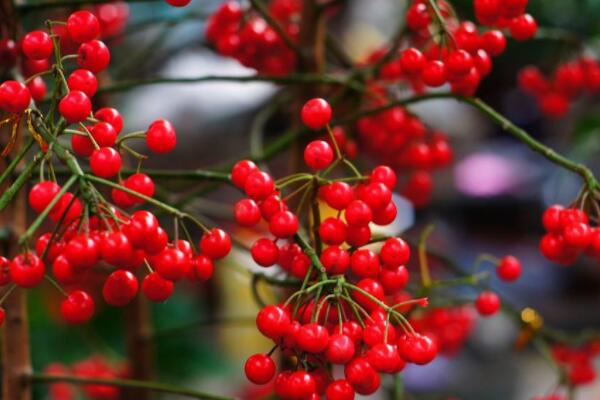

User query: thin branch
[17,0,161,13]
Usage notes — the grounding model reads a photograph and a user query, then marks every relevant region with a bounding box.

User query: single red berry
[344,200,372,227]
[95,107,123,134]
[98,231,133,267]
[200,228,231,259]
[67,69,98,98]
[142,272,174,302]
[123,210,159,248]
[256,305,290,340]
[319,217,346,245]
[9,253,45,288]
[0,257,11,286]
[52,255,79,285]
[144,226,168,255]
[345,225,371,247]
[286,371,317,399]
[352,278,384,312]
[370,165,397,189]
[0,80,31,113]
[251,238,279,267]
[398,333,438,364]
[475,291,501,316]
[301,98,332,130]
[563,222,592,249]
[320,246,350,275]
[446,49,474,78]
[26,76,47,101]
[325,334,355,364]
[234,198,262,227]
[90,147,121,178]
[325,380,355,400]
[29,181,60,213]
[344,357,380,395]
[0,39,18,69]
[59,90,92,123]
[244,171,275,200]
[367,343,405,373]
[77,40,110,73]
[380,265,409,293]
[60,290,95,324]
[64,235,99,271]
[350,248,380,278]
[231,160,259,189]
[360,182,392,210]
[154,247,188,282]
[189,254,214,282]
[481,30,506,56]
[400,47,425,75]
[146,119,176,153]
[297,323,330,353]
[322,182,354,210]
[244,354,276,385]
[67,11,100,43]
[22,30,53,60]
[380,237,410,267]
[103,270,138,306]
[422,60,447,87]
[269,210,299,238]
[510,14,537,41]
[0,308,4,327]
[496,255,521,281]
[124,173,155,201]
[304,140,334,170]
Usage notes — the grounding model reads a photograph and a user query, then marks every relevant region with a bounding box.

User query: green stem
[18,0,161,12]
[0,152,43,212]
[0,137,34,186]
[28,373,233,400]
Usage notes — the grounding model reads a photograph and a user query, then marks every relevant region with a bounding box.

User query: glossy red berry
[481,30,506,56]
[67,11,100,43]
[231,160,259,189]
[322,182,354,210]
[446,50,474,78]
[146,119,176,153]
[422,60,447,87]
[344,200,372,227]
[234,198,262,226]
[563,222,592,248]
[251,238,279,267]
[319,217,346,245]
[475,291,501,316]
[325,380,355,400]
[297,323,330,353]
[380,237,410,267]
[190,254,214,282]
[400,47,425,75]
[496,255,521,281]
[123,210,159,248]
[142,272,174,302]
[301,98,332,130]
[367,343,405,373]
[244,171,275,200]
[244,353,276,385]
[9,253,45,288]
[102,270,138,306]
[352,278,384,312]
[95,107,123,134]
[380,265,409,293]
[320,246,350,275]
[200,228,231,259]
[77,40,110,73]
[90,147,122,178]
[0,257,11,286]
[60,290,95,324]
[59,90,92,123]
[0,80,31,113]
[26,76,47,101]
[287,371,317,399]
[22,30,53,60]
[165,0,191,7]
[154,248,188,282]
[67,69,98,97]
[510,14,537,41]
[124,173,155,201]
[398,333,438,365]
[350,249,380,278]
[304,140,334,170]
[29,181,60,213]
[256,305,290,340]
[344,357,379,395]
[64,235,99,271]
[269,210,299,238]
[325,334,355,364]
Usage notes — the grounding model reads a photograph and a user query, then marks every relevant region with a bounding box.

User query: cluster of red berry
[551,342,600,387]
[539,205,599,266]
[518,57,600,118]
[355,101,452,207]
[206,0,299,75]
[473,0,537,39]
[45,356,128,400]
[409,306,476,355]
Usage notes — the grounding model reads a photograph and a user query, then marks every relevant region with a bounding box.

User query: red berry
[446,50,474,78]
[146,119,176,153]
[325,380,355,400]
[67,69,98,97]
[269,210,299,238]
[344,200,372,227]
[481,30,506,56]
[95,107,123,134]
[64,235,99,271]
[563,222,592,249]
[244,354,276,385]
[26,76,47,101]
[344,357,379,395]
[231,160,258,189]
[297,323,330,353]
[59,90,92,123]
[154,248,188,282]
[22,30,53,60]
[0,80,31,113]
[510,14,537,41]
[251,238,279,267]
[496,255,522,281]
[0,257,11,286]
[189,254,214,282]
[319,217,346,245]
[380,265,409,293]
[60,290,95,324]
[380,237,410,267]
[320,246,350,275]
[77,40,110,73]
[400,47,426,75]
[9,253,45,288]
[301,98,332,130]
[244,171,275,200]
[352,278,384,312]
[29,181,60,213]
[142,272,174,302]
[103,270,138,306]
[370,166,397,189]
[124,173,155,201]
[397,333,438,364]
[90,147,121,178]
[475,291,501,316]
[325,334,355,364]
[200,228,231,260]
[52,255,78,285]
[67,11,100,43]
[165,0,191,7]
[304,140,334,169]
[360,182,392,210]
[350,249,380,278]
[322,182,354,210]
[286,371,317,399]
[367,343,405,373]
[123,210,159,248]
[422,60,447,87]
[99,231,133,267]
[256,305,290,340]
[234,198,261,226]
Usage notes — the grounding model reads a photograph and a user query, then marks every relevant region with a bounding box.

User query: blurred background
[16,0,600,399]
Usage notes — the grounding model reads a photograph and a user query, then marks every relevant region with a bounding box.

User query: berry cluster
[355,101,452,207]
[539,205,599,266]
[474,0,537,40]
[551,342,600,387]
[518,57,600,118]
[206,0,299,75]
[409,306,476,355]
[45,356,128,399]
